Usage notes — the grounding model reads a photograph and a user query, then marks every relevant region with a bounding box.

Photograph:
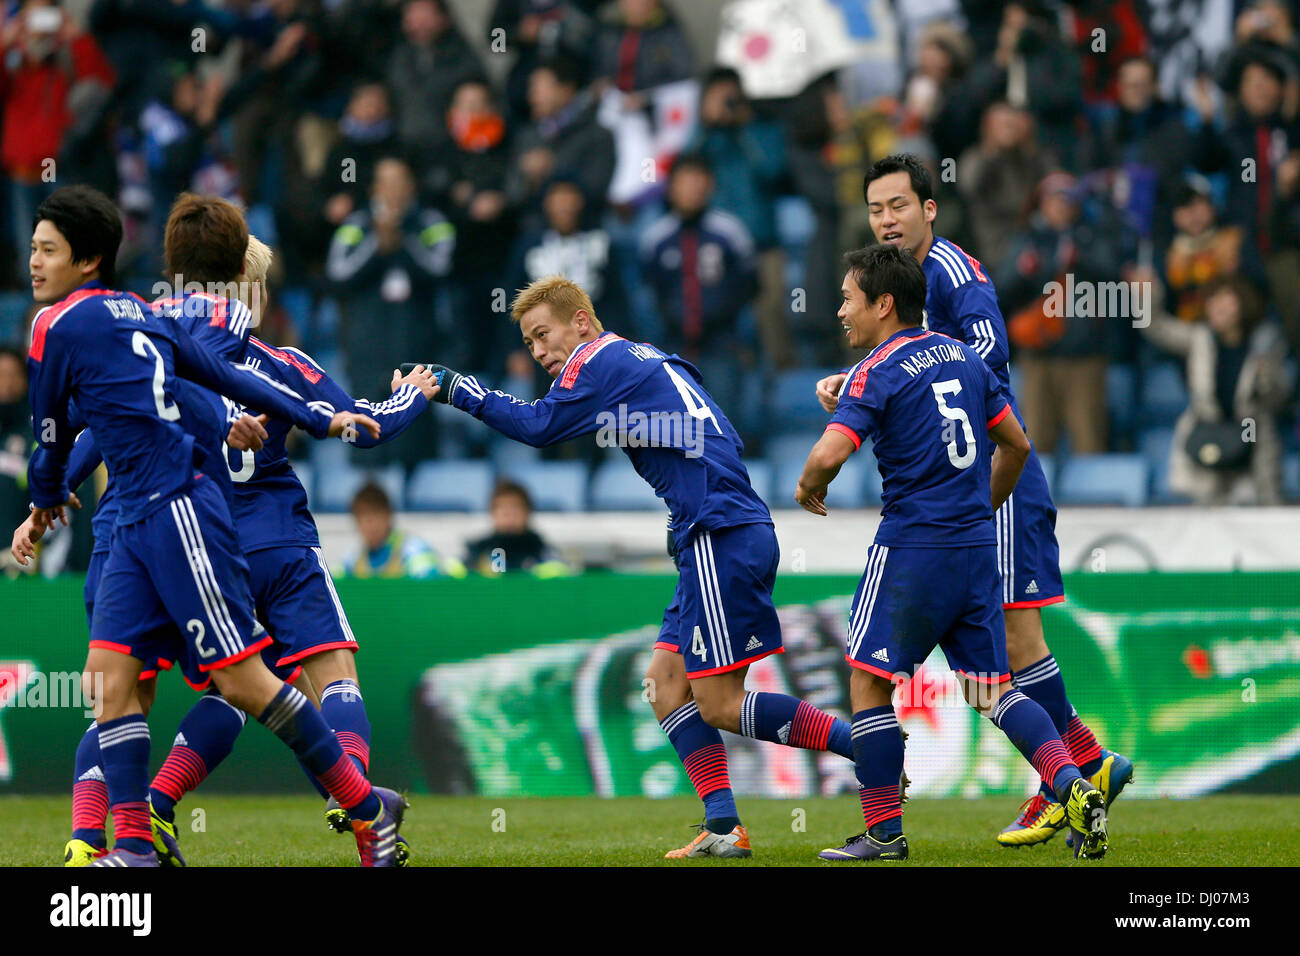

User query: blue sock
[659,701,739,832]
[149,690,246,822]
[851,706,904,838]
[990,690,1081,800]
[320,679,371,776]
[97,714,154,855]
[258,684,379,820]
[71,722,107,847]
[739,691,853,759]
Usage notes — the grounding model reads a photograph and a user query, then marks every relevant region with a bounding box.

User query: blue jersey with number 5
[446,331,771,550]
[828,328,1011,547]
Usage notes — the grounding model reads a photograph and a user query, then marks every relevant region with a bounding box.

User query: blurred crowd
[2,0,1300,549]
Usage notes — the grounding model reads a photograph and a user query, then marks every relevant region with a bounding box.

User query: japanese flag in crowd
[716,0,897,100]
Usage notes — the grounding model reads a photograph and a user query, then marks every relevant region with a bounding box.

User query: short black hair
[33,186,123,288]
[491,478,533,511]
[842,244,927,326]
[703,65,744,92]
[669,152,713,181]
[351,480,392,513]
[863,153,934,206]
[535,54,581,90]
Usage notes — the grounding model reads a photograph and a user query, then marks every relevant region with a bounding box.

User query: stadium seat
[1056,454,1150,507]
[772,448,876,509]
[1035,453,1056,495]
[406,461,494,512]
[1284,454,1300,502]
[742,458,774,503]
[498,460,589,512]
[313,463,406,513]
[1140,427,1185,504]
[1139,362,1188,428]
[489,438,541,472]
[589,459,664,511]
[1107,363,1137,445]
[766,430,825,468]
[771,368,834,432]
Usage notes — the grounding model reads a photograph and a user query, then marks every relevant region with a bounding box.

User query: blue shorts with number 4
[654,523,784,678]
[90,477,271,679]
[846,543,1011,685]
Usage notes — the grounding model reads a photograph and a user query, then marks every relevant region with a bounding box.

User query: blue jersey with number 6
[445,331,771,550]
[828,328,1011,547]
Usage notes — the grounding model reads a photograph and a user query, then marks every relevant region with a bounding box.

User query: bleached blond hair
[234,235,273,322]
[509,275,603,331]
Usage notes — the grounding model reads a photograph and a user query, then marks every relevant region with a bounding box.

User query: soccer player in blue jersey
[797,244,1108,861]
[403,275,859,859]
[22,185,407,866]
[27,198,437,866]
[141,223,434,865]
[816,154,1132,847]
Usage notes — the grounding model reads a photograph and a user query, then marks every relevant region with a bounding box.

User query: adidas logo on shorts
[871,648,890,663]
[1025,580,1039,595]
[745,635,762,653]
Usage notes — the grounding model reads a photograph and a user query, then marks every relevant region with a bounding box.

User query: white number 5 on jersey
[931,378,976,470]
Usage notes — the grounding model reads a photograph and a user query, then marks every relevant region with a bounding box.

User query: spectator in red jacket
[1,2,114,281]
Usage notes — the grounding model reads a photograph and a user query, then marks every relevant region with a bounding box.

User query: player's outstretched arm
[989,410,1031,512]
[172,322,372,440]
[399,361,601,448]
[795,429,856,515]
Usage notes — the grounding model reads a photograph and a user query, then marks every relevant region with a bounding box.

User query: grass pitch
[4,794,1298,867]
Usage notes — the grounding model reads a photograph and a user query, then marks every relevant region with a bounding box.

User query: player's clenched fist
[391,364,440,401]
[329,411,382,442]
[816,373,847,414]
[794,480,829,516]
[227,413,269,452]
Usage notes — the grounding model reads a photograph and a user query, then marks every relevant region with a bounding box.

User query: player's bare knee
[302,649,357,690]
[691,686,742,733]
[644,655,690,719]
[1004,609,1050,670]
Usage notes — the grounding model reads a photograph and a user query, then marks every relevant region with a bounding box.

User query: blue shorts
[247,546,357,667]
[998,449,1064,609]
[654,523,784,678]
[89,477,270,680]
[846,544,1010,685]
[85,549,176,681]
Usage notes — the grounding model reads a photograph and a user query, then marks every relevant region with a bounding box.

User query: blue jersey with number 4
[447,331,771,550]
[828,328,1011,547]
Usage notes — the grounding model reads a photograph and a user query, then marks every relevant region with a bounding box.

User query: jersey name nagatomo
[828,327,1011,547]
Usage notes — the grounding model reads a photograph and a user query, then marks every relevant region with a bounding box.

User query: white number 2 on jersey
[930,378,976,470]
[131,330,181,422]
[663,363,721,434]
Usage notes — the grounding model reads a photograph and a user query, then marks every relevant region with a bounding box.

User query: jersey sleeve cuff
[825,422,862,451]
[986,403,1011,430]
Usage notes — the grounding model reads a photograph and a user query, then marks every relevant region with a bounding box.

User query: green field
[4,794,1299,867]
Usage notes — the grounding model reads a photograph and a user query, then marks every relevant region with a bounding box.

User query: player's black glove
[399,363,463,404]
